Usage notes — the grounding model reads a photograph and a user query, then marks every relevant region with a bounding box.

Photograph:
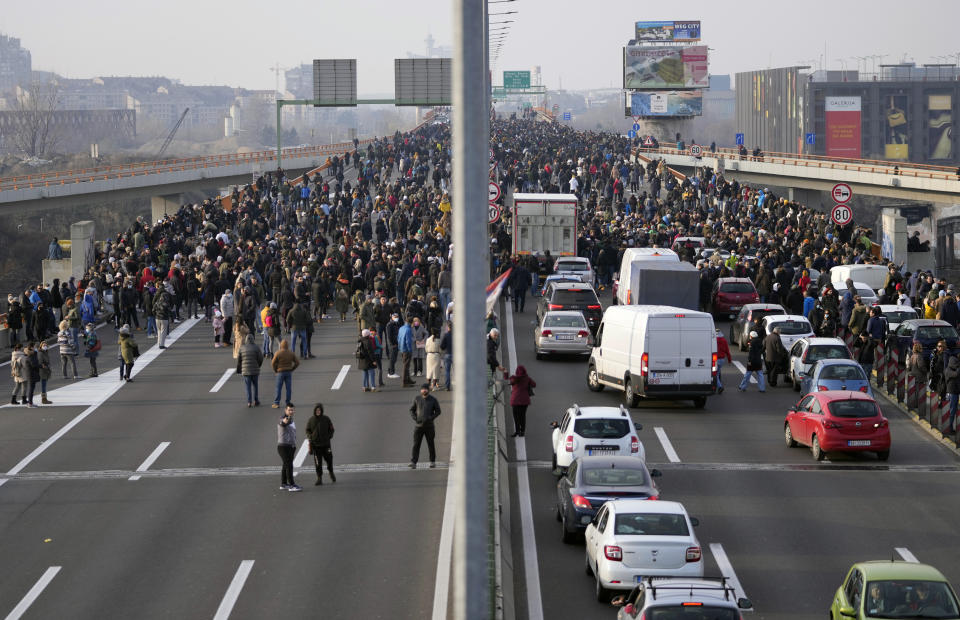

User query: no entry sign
[831,203,853,226]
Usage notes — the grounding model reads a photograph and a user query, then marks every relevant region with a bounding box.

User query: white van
[587,305,717,409]
[615,248,680,305]
[829,264,889,291]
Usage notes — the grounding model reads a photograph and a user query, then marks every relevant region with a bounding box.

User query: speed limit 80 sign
[831,203,853,226]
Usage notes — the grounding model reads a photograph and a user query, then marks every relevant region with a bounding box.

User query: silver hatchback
[535,311,593,359]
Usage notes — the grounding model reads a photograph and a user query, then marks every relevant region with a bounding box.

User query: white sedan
[761,314,814,350]
[584,499,703,601]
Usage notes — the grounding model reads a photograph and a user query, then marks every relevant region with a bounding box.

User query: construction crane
[157,107,190,159]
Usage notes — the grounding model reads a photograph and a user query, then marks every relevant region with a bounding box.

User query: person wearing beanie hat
[408,382,441,469]
[357,328,378,392]
[117,324,138,381]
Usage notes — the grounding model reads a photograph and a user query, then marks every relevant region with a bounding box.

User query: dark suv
[538,282,602,333]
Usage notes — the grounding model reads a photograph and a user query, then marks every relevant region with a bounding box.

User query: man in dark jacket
[306,402,336,485]
[237,334,263,407]
[510,264,531,313]
[763,327,788,387]
[409,383,442,469]
[738,330,767,392]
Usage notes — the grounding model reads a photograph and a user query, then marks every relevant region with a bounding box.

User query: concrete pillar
[70,220,95,280]
[151,194,181,223]
[881,209,908,267]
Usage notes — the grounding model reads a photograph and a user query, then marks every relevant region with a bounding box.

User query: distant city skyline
[1,0,958,94]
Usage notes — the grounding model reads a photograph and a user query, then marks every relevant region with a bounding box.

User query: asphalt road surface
[502,292,960,620]
[0,316,454,620]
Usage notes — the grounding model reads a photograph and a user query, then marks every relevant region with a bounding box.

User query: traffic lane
[0,406,89,472]
[0,471,447,620]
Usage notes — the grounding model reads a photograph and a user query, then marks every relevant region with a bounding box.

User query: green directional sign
[503,71,531,89]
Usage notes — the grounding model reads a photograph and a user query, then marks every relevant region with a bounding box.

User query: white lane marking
[709,543,750,606]
[210,369,234,393]
[128,442,171,481]
[331,364,351,390]
[212,560,255,620]
[515,438,545,620]
[431,395,457,620]
[4,566,61,620]
[505,303,544,620]
[654,427,681,463]
[895,547,919,563]
[2,319,199,486]
[292,440,309,478]
[732,360,757,383]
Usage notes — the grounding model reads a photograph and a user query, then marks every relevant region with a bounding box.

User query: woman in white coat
[425,329,442,389]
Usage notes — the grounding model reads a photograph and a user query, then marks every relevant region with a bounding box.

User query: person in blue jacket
[398,318,414,387]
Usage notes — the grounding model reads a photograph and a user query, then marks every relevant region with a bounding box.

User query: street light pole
[452,0,490,618]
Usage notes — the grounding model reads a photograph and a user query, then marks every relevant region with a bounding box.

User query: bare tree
[11,80,61,158]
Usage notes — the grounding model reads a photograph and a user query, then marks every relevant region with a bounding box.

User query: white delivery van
[829,264,889,291]
[587,305,717,409]
[614,248,680,305]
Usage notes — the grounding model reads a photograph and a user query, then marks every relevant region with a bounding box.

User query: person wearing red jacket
[504,365,536,437]
[716,330,733,394]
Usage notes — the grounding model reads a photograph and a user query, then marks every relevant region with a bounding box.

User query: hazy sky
[2,0,958,93]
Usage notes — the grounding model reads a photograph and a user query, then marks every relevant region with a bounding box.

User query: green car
[831,561,960,619]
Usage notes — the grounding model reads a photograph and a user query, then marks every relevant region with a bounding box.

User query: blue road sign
[805,132,816,145]
[632,123,641,131]
[563,112,571,120]
[735,133,745,146]
[627,130,637,138]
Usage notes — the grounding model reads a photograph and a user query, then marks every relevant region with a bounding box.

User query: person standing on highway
[237,334,263,407]
[738,331,766,392]
[505,365,536,437]
[425,329,442,390]
[944,355,959,434]
[83,323,100,377]
[37,341,52,405]
[409,383,441,469]
[10,343,27,405]
[153,282,173,349]
[118,324,138,382]
[277,404,302,492]
[440,321,453,391]
[398,317,415,387]
[855,332,877,379]
[220,289,235,346]
[23,342,40,408]
[357,329,378,392]
[487,328,503,376]
[386,312,402,379]
[57,320,79,379]
[271,338,300,408]
[715,329,732,394]
[763,327,787,388]
[306,403,336,485]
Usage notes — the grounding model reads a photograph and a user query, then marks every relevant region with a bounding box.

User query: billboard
[624,45,708,90]
[635,20,701,42]
[313,59,357,106]
[928,94,953,160]
[394,58,452,106]
[630,91,703,117]
[883,94,909,159]
[825,96,862,158]
[503,71,531,89]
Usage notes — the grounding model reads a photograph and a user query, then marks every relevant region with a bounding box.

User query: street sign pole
[452,0,489,617]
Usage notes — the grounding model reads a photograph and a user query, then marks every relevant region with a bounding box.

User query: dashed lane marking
[4,566,61,620]
[709,543,751,609]
[212,560,254,620]
[210,369,234,393]
[128,442,171,481]
[895,547,919,563]
[654,427,681,463]
[331,364,351,390]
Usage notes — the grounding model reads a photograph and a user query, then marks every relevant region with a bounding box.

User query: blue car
[801,359,872,397]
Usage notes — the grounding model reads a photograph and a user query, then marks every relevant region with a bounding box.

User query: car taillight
[647,494,658,501]
[640,352,648,378]
[577,330,590,337]
[541,329,552,337]
[711,352,718,375]
[859,386,869,393]
[682,602,704,607]
[548,304,562,310]
[818,385,828,391]
[685,546,702,562]
[604,545,622,561]
[572,494,592,509]
[630,436,639,453]
[874,419,889,428]
[627,291,632,304]
[823,419,841,429]
[565,435,574,452]
[587,304,602,310]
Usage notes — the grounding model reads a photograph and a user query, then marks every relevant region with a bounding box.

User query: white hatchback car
[554,256,595,287]
[787,337,851,390]
[550,405,644,474]
[585,499,703,601]
[760,314,814,350]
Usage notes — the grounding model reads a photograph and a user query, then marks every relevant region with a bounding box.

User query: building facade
[0,34,31,94]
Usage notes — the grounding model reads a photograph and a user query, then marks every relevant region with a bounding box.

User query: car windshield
[581,467,649,486]
[884,311,916,324]
[648,607,739,620]
[719,282,755,294]
[827,399,879,418]
[864,580,960,618]
[543,315,586,328]
[807,345,851,362]
[556,262,589,272]
[574,418,630,439]
[614,513,689,536]
[820,365,866,381]
[771,320,811,335]
[916,326,960,340]
[857,287,876,298]
[750,309,784,322]
[553,290,599,305]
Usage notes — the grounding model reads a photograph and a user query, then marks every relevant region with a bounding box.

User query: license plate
[847,440,871,446]
[730,306,741,311]
[652,371,675,378]
[636,576,645,583]
[555,334,573,341]
[588,448,615,455]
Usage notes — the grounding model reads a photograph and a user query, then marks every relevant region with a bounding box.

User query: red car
[709,277,759,318]
[784,391,891,461]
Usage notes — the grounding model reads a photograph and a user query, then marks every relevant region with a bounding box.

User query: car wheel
[595,566,609,602]
[877,450,890,461]
[584,549,593,576]
[729,325,737,345]
[812,435,825,461]
[587,365,604,392]
[693,396,707,409]
[785,423,798,447]
[561,514,576,544]
[624,379,640,408]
